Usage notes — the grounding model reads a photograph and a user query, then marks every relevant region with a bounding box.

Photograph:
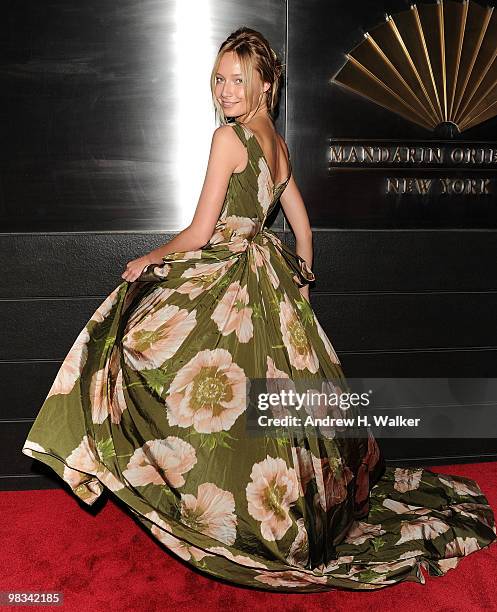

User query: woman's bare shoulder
[207,123,246,173]
[210,123,245,152]
[212,122,237,138]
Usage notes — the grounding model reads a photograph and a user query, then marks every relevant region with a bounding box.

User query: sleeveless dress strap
[227,120,250,149]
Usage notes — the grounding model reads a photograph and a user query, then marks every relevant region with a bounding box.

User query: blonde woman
[22,27,496,592]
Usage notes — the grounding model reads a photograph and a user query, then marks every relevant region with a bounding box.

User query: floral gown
[22,120,496,592]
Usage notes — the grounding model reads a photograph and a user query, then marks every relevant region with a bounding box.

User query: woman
[22,27,496,592]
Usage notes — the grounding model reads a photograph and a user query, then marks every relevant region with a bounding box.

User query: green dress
[22,120,496,592]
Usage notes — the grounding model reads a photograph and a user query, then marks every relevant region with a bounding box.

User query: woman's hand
[121,253,162,282]
[299,285,310,303]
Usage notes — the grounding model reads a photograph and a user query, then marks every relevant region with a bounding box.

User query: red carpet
[1,461,497,612]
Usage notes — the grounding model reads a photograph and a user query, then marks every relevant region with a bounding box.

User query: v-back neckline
[235,120,292,190]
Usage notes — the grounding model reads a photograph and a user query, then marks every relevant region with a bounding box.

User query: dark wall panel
[284,0,497,466]
[1,1,290,491]
[287,0,497,228]
[0,0,287,232]
[3,0,497,494]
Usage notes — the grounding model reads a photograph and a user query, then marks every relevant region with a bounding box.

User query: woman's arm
[121,125,243,281]
[279,174,314,301]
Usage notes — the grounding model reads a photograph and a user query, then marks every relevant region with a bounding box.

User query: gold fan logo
[331,0,497,137]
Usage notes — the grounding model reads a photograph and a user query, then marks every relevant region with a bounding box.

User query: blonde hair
[210,27,284,125]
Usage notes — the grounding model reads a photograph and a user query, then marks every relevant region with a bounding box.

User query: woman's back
[211,120,292,235]
[238,120,291,188]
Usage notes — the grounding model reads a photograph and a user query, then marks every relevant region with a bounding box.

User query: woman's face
[215,51,268,119]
